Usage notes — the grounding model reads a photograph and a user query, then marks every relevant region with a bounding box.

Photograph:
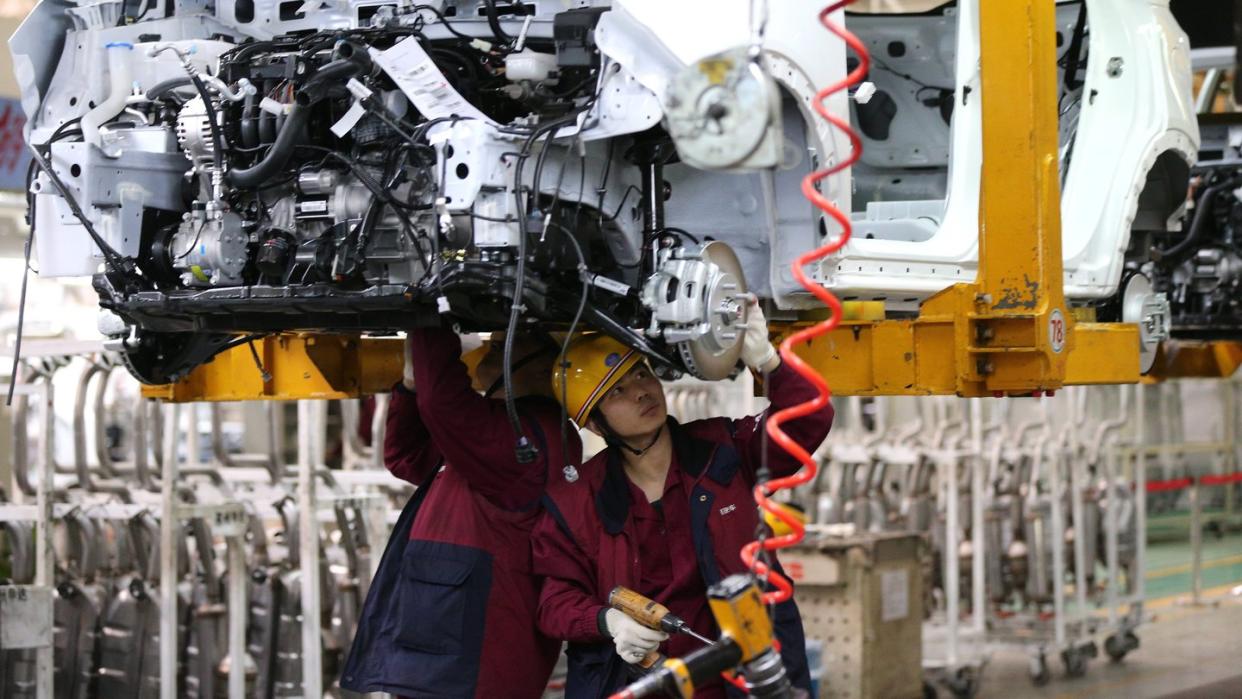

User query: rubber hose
[225,57,367,187]
[483,0,514,44]
[240,90,258,149]
[144,76,194,101]
[1151,181,1232,263]
[189,73,225,173]
[225,104,310,188]
[258,79,275,143]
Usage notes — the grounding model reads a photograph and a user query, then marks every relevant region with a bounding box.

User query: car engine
[15,0,826,384]
[1150,163,1242,341]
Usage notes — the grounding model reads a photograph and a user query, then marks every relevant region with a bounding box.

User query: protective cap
[552,334,643,428]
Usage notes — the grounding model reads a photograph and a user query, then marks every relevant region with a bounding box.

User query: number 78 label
[1048,309,1066,354]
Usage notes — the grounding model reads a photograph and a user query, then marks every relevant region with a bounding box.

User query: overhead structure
[140,334,402,402]
[140,1,1230,402]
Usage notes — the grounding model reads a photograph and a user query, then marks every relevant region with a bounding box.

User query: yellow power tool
[607,586,714,669]
[608,575,792,699]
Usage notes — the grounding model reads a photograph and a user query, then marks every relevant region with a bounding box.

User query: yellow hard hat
[461,343,490,391]
[763,501,808,538]
[552,334,643,427]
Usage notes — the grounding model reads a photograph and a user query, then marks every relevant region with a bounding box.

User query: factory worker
[343,327,582,698]
[532,301,834,698]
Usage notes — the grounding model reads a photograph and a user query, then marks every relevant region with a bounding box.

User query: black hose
[483,0,514,45]
[226,57,369,188]
[240,90,258,149]
[5,212,33,407]
[145,76,194,101]
[188,73,225,173]
[258,79,276,143]
[1151,181,1232,263]
[1062,2,1088,92]
[503,116,575,462]
[227,104,311,188]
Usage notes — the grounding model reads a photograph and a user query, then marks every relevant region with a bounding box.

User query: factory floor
[976,527,1242,698]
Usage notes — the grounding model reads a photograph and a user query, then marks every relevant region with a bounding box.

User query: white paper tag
[880,568,909,622]
[370,38,497,126]
[346,77,374,101]
[330,100,368,138]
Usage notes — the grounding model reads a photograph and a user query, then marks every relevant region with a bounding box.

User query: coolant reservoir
[505,49,558,83]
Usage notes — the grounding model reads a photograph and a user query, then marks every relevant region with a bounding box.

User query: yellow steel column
[779,0,1141,396]
[971,0,1070,392]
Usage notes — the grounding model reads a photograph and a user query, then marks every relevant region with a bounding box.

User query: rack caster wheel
[923,680,939,699]
[946,668,978,699]
[1029,653,1050,686]
[1062,647,1089,678]
[1105,631,1140,662]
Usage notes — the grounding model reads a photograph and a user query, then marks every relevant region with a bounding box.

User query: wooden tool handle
[639,650,665,669]
[608,586,670,629]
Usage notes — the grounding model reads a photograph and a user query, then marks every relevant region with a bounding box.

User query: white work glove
[402,334,416,391]
[604,609,668,664]
[740,298,779,372]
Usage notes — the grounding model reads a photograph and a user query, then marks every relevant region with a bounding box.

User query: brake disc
[1120,272,1169,374]
[645,241,749,380]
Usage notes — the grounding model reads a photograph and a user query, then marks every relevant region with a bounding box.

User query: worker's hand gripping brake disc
[663,45,783,171]
[642,241,750,381]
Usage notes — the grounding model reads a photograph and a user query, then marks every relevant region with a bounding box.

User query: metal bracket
[141,333,403,402]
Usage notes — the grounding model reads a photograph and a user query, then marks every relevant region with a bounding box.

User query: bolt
[977,359,994,375]
[976,325,994,343]
[976,293,993,305]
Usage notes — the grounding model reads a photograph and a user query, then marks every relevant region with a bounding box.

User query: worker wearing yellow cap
[532,300,834,698]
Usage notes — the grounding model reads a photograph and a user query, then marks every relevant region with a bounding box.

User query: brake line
[740,0,869,606]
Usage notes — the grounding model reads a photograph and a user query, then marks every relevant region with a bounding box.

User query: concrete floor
[974,526,1242,699]
[976,594,1242,698]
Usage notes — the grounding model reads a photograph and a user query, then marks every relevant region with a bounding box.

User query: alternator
[176,96,218,171]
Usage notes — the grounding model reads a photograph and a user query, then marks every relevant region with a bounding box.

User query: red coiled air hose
[741,0,869,606]
[609,8,868,699]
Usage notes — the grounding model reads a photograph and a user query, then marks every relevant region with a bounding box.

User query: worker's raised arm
[731,301,834,480]
[382,382,442,486]
[407,327,556,508]
[732,362,834,480]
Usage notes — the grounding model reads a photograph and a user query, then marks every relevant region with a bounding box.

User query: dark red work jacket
[533,362,834,698]
[342,328,582,699]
